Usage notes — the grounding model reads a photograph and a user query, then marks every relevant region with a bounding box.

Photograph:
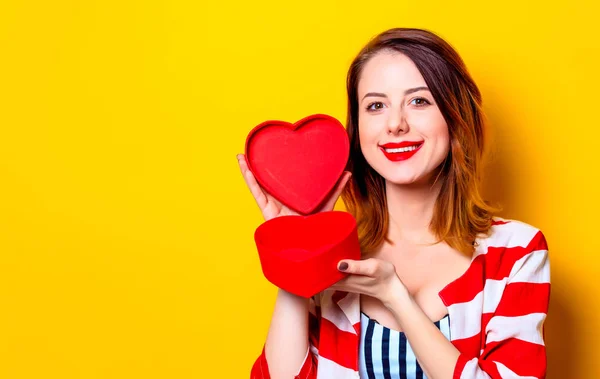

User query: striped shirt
[359,312,451,379]
[251,218,550,379]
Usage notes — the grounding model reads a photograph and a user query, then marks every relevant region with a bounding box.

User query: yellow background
[0,1,598,378]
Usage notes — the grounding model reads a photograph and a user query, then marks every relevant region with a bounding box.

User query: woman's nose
[387,113,408,135]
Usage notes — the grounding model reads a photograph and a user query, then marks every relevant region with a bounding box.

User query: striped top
[359,312,451,379]
[251,218,551,379]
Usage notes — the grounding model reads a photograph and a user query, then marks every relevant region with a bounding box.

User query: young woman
[238,27,550,379]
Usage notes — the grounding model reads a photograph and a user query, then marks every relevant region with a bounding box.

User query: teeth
[384,145,420,153]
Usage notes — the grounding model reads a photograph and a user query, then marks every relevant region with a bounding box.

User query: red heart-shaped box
[254,211,361,298]
[245,114,349,215]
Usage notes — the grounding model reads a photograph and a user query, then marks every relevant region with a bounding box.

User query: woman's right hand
[237,154,352,221]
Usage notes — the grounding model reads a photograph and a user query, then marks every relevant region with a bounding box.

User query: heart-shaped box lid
[245,114,349,215]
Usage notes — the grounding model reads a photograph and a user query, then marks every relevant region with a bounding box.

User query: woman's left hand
[329,258,406,307]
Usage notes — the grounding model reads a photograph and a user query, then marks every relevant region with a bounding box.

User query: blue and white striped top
[359,311,451,379]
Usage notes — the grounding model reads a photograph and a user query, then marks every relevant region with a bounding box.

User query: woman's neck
[385,178,443,245]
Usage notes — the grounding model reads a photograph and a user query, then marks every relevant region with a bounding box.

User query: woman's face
[357,51,450,186]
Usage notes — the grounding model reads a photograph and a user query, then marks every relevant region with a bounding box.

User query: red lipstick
[379,141,423,162]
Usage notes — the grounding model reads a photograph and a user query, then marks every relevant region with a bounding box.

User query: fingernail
[338,262,348,271]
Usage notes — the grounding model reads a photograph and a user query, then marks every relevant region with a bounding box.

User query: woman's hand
[330,258,406,308]
[237,153,352,221]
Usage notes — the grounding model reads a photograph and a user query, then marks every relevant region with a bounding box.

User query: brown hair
[341,27,499,255]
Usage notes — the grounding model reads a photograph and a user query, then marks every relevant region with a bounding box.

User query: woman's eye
[410,97,431,106]
[366,102,385,111]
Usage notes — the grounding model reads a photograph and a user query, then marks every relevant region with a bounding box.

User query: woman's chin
[380,168,439,187]
[383,174,424,186]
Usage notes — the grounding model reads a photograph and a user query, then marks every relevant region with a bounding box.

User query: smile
[383,145,420,153]
[379,141,423,162]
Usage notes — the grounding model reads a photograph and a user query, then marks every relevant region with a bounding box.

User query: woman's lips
[379,142,423,162]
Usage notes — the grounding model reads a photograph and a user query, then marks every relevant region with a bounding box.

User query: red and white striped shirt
[251,218,550,379]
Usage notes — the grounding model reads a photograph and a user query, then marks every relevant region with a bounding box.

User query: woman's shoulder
[474,217,549,277]
[481,217,547,251]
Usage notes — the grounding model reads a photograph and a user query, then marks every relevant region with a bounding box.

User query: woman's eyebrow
[404,86,429,95]
[361,86,430,101]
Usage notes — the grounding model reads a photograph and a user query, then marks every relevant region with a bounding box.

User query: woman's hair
[341,27,499,255]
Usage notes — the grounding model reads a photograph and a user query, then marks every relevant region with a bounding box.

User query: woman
[238,27,550,379]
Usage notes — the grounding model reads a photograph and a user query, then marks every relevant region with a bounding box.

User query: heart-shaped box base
[254,211,361,298]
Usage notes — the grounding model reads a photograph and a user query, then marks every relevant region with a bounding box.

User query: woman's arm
[264,289,311,378]
[251,289,319,379]
[385,282,459,379]
[333,229,550,379]
[238,154,351,378]
[387,232,550,379]
[331,260,460,378]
